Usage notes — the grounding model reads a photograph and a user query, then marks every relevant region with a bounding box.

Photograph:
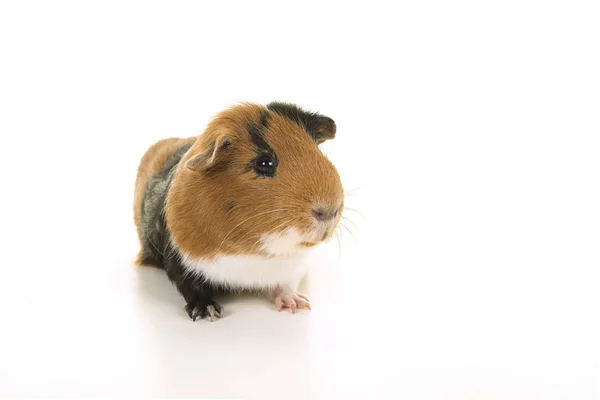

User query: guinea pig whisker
[215,209,293,255]
[147,236,164,256]
[341,215,359,236]
[270,219,295,235]
[248,238,264,255]
[163,240,180,263]
[333,229,342,261]
[339,219,356,242]
[344,186,362,195]
[342,207,365,220]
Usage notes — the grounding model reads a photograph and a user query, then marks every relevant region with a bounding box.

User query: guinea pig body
[133,102,343,321]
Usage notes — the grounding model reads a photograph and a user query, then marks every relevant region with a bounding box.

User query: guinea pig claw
[192,307,206,321]
[273,290,311,314]
[275,297,284,311]
[297,293,310,302]
[207,305,218,322]
[185,301,223,322]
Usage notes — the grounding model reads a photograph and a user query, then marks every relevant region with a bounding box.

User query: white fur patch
[260,227,307,255]
[178,229,311,290]
[180,252,310,290]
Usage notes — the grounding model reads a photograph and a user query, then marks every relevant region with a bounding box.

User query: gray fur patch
[140,142,193,263]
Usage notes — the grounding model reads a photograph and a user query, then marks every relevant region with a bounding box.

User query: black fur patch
[260,108,271,128]
[248,122,273,154]
[158,208,224,321]
[267,101,336,143]
[247,112,278,178]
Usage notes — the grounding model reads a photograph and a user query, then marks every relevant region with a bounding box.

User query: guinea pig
[133,102,343,321]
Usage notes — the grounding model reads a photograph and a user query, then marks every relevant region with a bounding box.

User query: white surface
[1,1,599,399]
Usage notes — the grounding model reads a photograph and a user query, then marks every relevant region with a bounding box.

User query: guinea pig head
[166,102,343,259]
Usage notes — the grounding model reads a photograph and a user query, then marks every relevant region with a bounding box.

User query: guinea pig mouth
[299,241,319,247]
[299,228,331,247]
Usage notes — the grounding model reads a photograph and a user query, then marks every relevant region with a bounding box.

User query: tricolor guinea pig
[133,102,343,321]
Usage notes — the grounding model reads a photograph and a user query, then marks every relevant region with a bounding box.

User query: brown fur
[165,103,343,260]
[133,136,196,264]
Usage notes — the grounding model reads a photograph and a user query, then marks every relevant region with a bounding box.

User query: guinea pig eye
[254,154,277,177]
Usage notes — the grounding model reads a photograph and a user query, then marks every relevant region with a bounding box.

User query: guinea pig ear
[185,135,231,172]
[266,101,337,145]
[312,116,336,145]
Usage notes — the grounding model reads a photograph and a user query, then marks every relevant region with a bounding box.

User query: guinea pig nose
[312,207,338,222]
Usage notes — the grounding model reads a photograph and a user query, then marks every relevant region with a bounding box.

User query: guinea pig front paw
[273,288,311,313]
[185,297,223,322]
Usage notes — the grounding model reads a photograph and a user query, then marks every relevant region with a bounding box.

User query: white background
[1,1,599,399]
